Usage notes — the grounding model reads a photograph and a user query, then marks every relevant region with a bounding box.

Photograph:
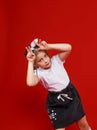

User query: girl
[25,38,91,130]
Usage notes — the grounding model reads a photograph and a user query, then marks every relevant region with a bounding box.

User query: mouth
[45,62,51,68]
[46,63,49,66]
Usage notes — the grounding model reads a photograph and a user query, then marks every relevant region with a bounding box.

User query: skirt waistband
[48,82,74,95]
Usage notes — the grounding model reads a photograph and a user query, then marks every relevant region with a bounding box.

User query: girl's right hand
[25,46,36,63]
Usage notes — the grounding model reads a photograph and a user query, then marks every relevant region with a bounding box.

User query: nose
[44,58,48,63]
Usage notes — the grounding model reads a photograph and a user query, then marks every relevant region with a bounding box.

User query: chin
[45,64,51,69]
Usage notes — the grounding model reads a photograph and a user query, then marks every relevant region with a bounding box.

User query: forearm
[47,43,72,52]
[26,61,39,86]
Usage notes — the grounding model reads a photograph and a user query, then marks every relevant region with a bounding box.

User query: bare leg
[55,128,65,130]
[76,115,91,130]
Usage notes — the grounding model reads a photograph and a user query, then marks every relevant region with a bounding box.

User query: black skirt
[46,82,85,129]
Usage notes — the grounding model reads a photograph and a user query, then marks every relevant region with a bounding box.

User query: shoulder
[52,54,65,64]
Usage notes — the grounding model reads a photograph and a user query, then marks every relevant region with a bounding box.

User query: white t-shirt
[36,55,70,92]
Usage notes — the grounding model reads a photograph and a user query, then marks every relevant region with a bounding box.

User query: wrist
[28,60,34,65]
[47,44,52,50]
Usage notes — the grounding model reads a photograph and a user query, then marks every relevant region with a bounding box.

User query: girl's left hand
[36,39,49,50]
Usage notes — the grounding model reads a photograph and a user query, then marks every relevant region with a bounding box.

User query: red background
[0,0,97,130]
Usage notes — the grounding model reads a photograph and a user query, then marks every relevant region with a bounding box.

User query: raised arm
[26,47,39,87]
[48,43,72,61]
[37,41,72,62]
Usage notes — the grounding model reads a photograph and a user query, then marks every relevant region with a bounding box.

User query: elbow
[26,81,36,87]
[26,76,39,87]
[64,43,72,52]
[68,44,72,51]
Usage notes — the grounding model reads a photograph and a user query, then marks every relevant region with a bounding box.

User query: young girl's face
[35,51,51,69]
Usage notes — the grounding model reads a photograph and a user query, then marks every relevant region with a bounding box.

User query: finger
[42,42,46,46]
[25,46,31,52]
[27,53,35,60]
[40,41,46,47]
[25,46,33,56]
[38,39,42,43]
[25,47,29,52]
[28,46,32,52]
[35,39,42,47]
[35,42,40,47]
[42,41,46,44]
[26,57,34,62]
[28,46,34,54]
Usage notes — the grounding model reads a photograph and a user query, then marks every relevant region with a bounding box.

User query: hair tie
[30,38,38,50]
[24,38,39,56]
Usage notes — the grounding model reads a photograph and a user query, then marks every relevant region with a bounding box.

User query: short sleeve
[34,69,37,75]
[53,54,65,65]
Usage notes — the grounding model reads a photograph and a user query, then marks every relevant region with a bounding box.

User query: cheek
[37,62,43,67]
[48,57,51,62]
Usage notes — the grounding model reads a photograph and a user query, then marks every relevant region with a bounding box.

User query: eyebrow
[37,53,47,62]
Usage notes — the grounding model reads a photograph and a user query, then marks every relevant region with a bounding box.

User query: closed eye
[44,54,48,58]
[38,58,43,62]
